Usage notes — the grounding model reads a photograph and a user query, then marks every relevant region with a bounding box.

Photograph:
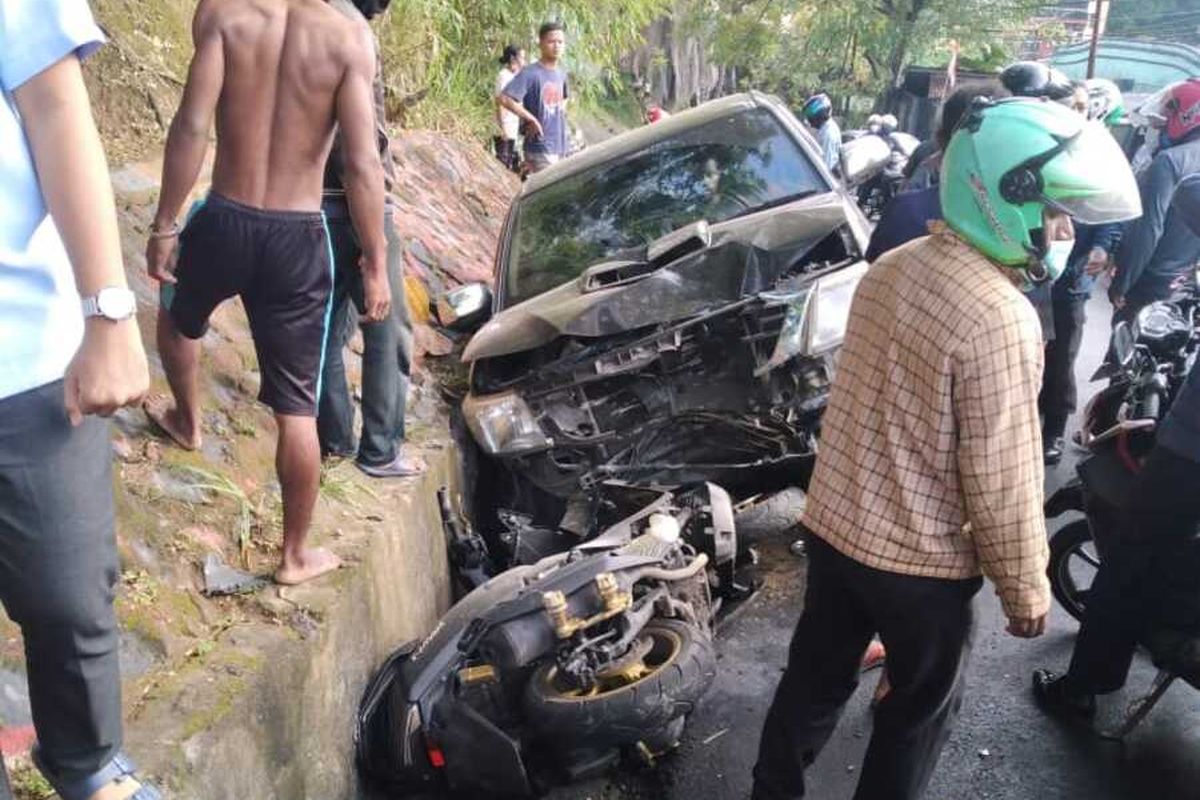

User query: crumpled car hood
[463,192,860,362]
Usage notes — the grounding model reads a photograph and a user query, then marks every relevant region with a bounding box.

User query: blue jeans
[317,204,413,466]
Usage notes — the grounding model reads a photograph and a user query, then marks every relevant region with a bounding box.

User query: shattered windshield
[504,107,830,307]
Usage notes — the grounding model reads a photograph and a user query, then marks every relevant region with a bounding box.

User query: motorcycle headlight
[462,391,552,455]
[758,260,869,374]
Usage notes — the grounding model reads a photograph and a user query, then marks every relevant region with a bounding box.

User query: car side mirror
[1112,321,1136,368]
[436,282,493,333]
[839,135,891,186]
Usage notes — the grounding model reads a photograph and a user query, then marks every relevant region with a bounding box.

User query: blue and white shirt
[817,118,842,174]
[0,0,105,400]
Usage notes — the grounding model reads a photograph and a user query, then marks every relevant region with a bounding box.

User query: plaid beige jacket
[803,224,1051,620]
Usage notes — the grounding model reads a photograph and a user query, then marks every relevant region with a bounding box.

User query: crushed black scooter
[356,482,741,797]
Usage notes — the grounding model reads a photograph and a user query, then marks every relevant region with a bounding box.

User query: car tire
[734,487,807,542]
[522,619,716,752]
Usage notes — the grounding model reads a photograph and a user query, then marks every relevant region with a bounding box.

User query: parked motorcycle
[1044,299,1197,621]
[356,482,739,797]
[840,130,919,220]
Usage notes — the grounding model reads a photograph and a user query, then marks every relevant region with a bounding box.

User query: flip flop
[32,748,163,800]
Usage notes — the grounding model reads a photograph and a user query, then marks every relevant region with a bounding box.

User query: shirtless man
[144,0,388,585]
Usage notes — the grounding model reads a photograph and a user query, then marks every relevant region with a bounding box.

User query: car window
[504,106,830,307]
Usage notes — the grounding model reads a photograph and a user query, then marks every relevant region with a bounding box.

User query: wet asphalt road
[545,293,1200,800]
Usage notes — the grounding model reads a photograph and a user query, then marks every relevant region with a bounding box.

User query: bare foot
[275,547,342,586]
[143,394,201,451]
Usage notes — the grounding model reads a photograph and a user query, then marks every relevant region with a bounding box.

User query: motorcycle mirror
[1112,322,1136,368]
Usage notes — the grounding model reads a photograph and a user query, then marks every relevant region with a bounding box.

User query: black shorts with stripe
[165,192,334,417]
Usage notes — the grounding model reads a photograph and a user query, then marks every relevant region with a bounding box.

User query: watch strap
[81,295,102,318]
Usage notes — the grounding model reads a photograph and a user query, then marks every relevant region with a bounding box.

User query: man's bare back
[200,0,372,210]
[149,0,387,307]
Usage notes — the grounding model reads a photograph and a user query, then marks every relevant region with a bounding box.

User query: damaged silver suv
[440,92,874,516]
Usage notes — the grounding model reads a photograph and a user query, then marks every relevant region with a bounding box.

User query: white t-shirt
[0,0,105,401]
[495,67,520,140]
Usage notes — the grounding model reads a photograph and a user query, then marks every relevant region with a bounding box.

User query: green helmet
[940,98,1141,281]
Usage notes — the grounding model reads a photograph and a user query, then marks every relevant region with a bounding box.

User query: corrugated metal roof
[1050,38,1200,93]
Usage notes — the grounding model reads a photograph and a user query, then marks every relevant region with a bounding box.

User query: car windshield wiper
[725,189,822,222]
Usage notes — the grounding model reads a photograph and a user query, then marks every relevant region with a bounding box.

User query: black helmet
[1000,61,1074,101]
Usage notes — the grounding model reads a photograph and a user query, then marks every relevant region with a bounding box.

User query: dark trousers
[1039,289,1089,441]
[317,205,414,467]
[753,534,982,800]
[493,136,519,172]
[0,382,121,782]
[1066,447,1200,694]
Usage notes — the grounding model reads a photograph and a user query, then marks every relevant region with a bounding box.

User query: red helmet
[1166,78,1200,142]
[646,106,666,124]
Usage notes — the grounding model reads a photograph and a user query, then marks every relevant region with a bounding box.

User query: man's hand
[525,116,545,140]
[64,318,150,426]
[1085,247,1109,277]
[146,234,179,284]
[361,256,391,322]
[1006,614,1048,639]
[1110,291,1126,310]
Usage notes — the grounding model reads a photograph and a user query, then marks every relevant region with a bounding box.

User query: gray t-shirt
[503,62,570,157]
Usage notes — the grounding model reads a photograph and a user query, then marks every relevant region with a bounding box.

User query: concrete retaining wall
[126,444,458,799]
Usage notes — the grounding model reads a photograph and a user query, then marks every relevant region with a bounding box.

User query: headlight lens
[806,260,869,354]
[759,288,813,376]
[462,391,551,455]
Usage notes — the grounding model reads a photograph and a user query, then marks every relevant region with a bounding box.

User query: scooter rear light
[425,739,447,768]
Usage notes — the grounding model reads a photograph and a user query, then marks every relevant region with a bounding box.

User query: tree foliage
[684,0,1047,113]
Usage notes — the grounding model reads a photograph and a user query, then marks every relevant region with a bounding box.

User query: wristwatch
[81,287,138,321]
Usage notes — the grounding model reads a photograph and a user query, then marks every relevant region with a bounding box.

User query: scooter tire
[523,618,716,751]
[1049,519,1097,622]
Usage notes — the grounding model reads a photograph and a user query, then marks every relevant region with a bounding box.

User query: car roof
[521,91,805,195]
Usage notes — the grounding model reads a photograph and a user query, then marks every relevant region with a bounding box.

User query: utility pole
[1087,0,1111,79]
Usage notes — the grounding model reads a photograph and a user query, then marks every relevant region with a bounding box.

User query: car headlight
[806,260,868,354]
[462,391,552,456]
[758,288,813,376]
[758,260,868,374]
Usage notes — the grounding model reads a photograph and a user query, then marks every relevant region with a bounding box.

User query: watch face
[97,287,137,320]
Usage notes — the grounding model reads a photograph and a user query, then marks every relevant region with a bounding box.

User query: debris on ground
[202,554,267,596]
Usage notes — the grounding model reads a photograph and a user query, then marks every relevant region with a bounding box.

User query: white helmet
[880,114,898,133]
[1084,78,1125,125]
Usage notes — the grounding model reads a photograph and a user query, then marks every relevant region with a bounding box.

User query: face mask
[1041,238,1075,282]
[352,0,391,19]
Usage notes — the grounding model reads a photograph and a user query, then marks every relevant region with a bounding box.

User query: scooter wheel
[523,619,716,752]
